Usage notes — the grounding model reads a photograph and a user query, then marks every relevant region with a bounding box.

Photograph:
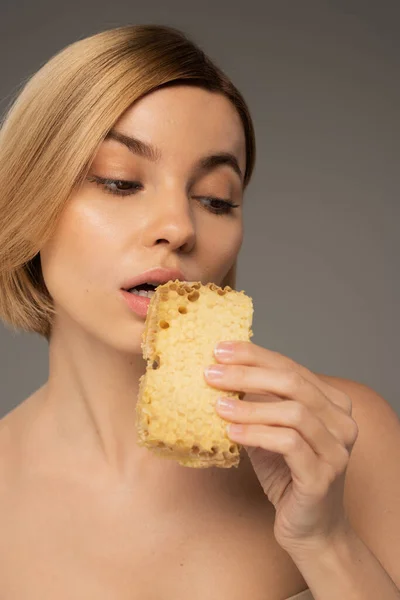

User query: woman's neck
[44,319,149,477]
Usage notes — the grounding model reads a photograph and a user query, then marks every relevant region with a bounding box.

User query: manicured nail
[214,342,234,358]
[227,423,244,436]
[216,397,235,413]
[204,365,225,379]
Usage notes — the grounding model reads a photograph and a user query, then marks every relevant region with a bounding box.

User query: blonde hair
[0,24,256,341]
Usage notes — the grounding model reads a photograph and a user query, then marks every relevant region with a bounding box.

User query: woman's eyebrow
[104,128,244,184]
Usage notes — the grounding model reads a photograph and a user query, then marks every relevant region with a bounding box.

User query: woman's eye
[87,176,240,216]
[193,196,240,216]
[87,176,142,196]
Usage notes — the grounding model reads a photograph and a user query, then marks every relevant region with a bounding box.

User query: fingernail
[216,397,235,413]
[204,365,224,380]
[214,342,234,358]
[227,423,244,436]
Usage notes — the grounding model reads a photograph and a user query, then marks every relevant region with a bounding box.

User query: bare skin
[0,85,324,598]
[0,385,312,599]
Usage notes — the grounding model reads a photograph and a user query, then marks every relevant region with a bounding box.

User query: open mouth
[126,283,157,298]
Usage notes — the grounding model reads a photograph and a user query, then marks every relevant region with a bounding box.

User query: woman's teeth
[128,289,156,298]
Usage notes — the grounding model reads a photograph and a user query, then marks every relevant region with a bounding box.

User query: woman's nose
[141,192,196,252]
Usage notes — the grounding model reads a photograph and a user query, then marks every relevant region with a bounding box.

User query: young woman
[0,24,399,600]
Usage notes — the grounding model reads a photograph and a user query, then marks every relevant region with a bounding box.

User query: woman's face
[40,85,246,352]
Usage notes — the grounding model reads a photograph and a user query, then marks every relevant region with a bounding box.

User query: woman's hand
[204,341,359,556]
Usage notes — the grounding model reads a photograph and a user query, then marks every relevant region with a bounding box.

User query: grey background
[0,0,399,418]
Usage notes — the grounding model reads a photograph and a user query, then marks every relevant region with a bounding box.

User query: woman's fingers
[214,341,352,415]
[206,365,358,449]
[217,398,354,467]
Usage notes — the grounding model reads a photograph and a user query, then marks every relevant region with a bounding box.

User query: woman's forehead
[112,85,245,153]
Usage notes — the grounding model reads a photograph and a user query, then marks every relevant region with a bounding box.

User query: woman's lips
[120,289,150,318]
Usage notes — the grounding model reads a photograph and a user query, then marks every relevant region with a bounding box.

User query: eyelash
[87,176,240,216]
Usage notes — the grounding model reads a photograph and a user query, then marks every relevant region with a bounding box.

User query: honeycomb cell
[188,291,200,302]
[151,356,160,369]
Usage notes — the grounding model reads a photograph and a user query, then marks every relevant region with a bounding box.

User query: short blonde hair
[0,24,256,341]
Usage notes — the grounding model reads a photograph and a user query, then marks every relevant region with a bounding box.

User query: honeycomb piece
[136,280,254,468]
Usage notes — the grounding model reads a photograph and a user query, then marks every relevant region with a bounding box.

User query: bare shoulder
[0,405,21,479]
[0,409,16,515]
[0,390,44,491]
[319,373,400,588]
[0,400,25,455]
[318,374,400,459]
[318,373,399,423]
[318,373,400,482]
[0,408,14,461]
